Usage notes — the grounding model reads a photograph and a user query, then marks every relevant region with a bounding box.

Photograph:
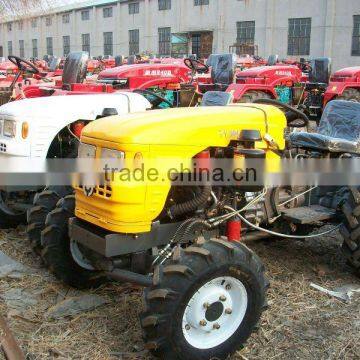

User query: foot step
[281,205,336,224]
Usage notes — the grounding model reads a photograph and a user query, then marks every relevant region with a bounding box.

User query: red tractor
[324,66,360,104]
[227,58,332,120]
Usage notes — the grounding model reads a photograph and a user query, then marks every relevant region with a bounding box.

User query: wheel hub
[182,276,248,349]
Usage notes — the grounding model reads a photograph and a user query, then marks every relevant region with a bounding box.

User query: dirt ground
[0,225,359,360]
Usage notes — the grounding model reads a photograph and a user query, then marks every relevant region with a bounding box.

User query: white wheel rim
[182,276,248,349]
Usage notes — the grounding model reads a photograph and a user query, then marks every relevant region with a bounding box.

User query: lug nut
[219,295,227,302]
[185,324,190,330]
[213,323,220,330]
[225,308,232,314]
[203,302,210,309]
[199,320,207,326]
[225,284,231,290]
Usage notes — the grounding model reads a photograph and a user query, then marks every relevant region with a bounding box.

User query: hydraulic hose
[168,186,212,219]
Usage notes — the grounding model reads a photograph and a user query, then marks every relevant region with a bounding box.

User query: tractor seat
[201,91,233,106]
[290,100,360,154]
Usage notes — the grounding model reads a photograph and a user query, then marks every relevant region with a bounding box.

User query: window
[19,40,25,58]
[32,39,38,58]
[352,15,360,56]
[46,37,53,55]
[103,7,113,18]
[62,13,70,24]
[158,27,171,56]
[288,18,311,56]
[103,32,113,56]
[158,0,171,10]
[82,33,90,54]
[129,29,139,55]
[7,23,12,32]
[46,16,52,26]
[192,34,201,57]
[8,41,12,56]
[63,36,70,56]
[129,2,139,14]
[194,0,209,5]
[31,19,37,28]
[81,10,90,20]
[236,21,255,45]
[18,21,23,30]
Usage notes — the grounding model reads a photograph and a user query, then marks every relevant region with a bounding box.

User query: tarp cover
[202,91,233,106]
[49,57,60,72]
[210,54,236,85]
[62,52,89,85]
[290,100,360,153]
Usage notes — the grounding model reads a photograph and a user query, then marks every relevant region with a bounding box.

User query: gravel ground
[0,225,359,360]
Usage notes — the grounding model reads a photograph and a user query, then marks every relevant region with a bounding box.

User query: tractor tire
[26,186,73,255]
[140,239,269,360]
[41,195,107,289]
[239,90,272,103]
[340,187,360,277]
[0,191,27,229]
[337,88,360,102]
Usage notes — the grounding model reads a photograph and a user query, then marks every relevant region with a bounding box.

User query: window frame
[62,13,70,24]
[236,21,255,45]
[129,2,140,15]
[103,31,113,56]
[81,9,90,21]
[82,33,90,54]
[32,39,38,58]
[46,37,53,56]
[63,35,70,56]
[194,0,209,6]
[352,15,360,56]
[158,27,171,56]
[19,40,25,58]
[103,7,113,18]
[288,17,312,56]
[158,0,171,11]
[129,29,140,55]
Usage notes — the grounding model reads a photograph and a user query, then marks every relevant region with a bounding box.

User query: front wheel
[141,239,269,360]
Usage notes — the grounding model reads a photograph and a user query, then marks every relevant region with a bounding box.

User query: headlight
[78,143,96,158]
[100,148,125,160]
[3,120,16,138]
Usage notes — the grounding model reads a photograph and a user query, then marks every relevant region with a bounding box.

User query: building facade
[0,0,359,70]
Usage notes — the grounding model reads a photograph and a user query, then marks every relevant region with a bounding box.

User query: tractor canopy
[62,51,89,87]
[81,104,286,148]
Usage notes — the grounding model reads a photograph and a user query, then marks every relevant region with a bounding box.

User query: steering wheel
[253,99,309,128]
[133,89,173,108]
[8,55,40,74]
[184,58,209,74]
[298,62,312,74]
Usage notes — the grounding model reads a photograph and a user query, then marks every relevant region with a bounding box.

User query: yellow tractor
[40,100,359,359]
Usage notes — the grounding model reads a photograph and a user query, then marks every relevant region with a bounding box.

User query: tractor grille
[0,91,12,106]
[78,184,112,198]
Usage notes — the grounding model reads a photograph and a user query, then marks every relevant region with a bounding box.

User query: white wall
[0,0,359,70]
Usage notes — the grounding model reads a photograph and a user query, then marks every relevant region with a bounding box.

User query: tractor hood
[98,63,190,80]
[81,104,286,148]
[0,92,151,121]
[332,67,360,78]
[237,65,301,79]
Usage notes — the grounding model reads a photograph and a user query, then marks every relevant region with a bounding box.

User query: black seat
[290,100,360,154]
[201,91,233,106]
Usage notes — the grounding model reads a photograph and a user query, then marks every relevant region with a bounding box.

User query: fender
[324,82,360,105]
[226,84,277,102]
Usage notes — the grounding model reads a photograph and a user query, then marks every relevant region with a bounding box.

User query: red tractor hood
[332,67,360,78]
[98,63,191,81]
[237,65,302,79]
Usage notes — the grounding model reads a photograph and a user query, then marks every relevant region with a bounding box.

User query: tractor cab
[290,100,360,154]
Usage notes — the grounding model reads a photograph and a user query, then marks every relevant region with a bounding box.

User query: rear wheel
[141,239,268,360]
[239,90,272,103]
[340,187,360,277]
[41,195,107,289]
[337,88,360,102]
[27,186,73,254]
[0,191,27,228]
